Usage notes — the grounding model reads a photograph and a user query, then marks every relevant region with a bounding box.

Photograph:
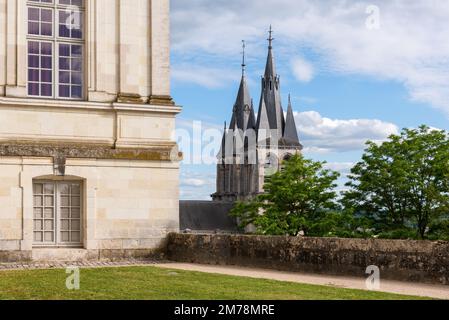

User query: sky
[170,0,449,200]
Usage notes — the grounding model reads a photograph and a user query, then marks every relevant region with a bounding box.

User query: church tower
[213,28,303,202]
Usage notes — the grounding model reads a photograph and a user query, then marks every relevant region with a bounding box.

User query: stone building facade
[212,31,303,202]
[0,0,181,262]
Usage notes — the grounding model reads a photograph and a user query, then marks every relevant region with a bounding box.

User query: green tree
[342,126,449,239]
[231,154,340,236]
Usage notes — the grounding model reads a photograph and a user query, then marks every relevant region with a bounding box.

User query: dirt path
[155,263,449,300]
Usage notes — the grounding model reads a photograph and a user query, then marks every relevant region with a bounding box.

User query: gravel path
[154,263,449,300]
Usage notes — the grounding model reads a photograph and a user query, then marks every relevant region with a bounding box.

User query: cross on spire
[268,25,274,49]
[241,40,246,76]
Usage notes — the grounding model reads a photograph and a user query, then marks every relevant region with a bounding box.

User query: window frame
[33,180,84,248]
[26,0,86,101]
[27,40,55,98]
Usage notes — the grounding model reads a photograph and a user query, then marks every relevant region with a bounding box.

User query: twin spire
[225,26,302,150]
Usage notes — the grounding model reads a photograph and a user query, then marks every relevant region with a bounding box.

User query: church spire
[264,25,277,79]
[257,26,284,139]
[256,95,271,137]
[241,40,246,77]
[229,40,252,132]
[283,94,302,148]
[247,98,256,130]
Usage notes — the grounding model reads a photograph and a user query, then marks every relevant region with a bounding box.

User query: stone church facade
[0,0,181,262]
[212,31,303,202]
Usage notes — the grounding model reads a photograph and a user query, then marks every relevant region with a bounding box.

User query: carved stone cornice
[0,141,182,162]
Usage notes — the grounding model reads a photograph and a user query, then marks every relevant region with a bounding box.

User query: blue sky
[170,0,449,200]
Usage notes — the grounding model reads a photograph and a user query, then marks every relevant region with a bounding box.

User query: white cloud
[291,57,314,82]
[181,178,208,188]
[172,0,449,114]
[297,111,399,153]
[172,65,236,89]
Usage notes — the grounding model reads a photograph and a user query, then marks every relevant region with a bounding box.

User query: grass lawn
[0,266,429,300]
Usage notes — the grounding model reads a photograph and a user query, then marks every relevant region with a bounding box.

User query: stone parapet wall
[167,233,449,285]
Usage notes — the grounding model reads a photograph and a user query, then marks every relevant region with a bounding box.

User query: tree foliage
[231,126,449,241]
[231,154,340,236]
[342,126,449,239]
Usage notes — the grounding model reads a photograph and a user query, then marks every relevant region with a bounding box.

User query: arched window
[27,0,85,99]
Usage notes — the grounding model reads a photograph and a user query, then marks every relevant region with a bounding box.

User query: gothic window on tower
[27,0,85,99]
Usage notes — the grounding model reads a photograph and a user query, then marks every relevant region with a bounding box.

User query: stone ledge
[0,96,182,114]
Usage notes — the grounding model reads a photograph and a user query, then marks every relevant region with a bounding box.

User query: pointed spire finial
[288,94,292,106]
[268,25,274,49]
[241,40,246,76]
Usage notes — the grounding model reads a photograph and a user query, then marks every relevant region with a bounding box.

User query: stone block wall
[167,234,449,285]
[0,157,179,254]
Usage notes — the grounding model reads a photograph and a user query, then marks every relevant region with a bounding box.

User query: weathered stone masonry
[0,0,181,262]
[167,234,449,285]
